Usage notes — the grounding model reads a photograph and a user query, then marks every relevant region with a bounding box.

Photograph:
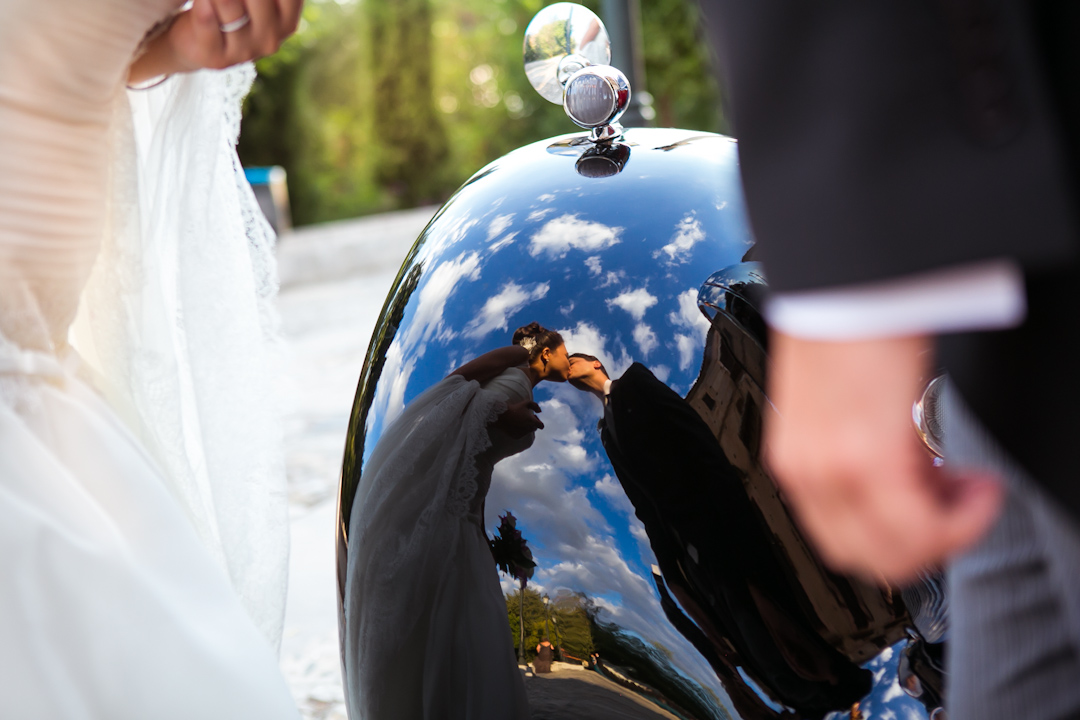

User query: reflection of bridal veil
[345,374,509,716]
[71,64,289,648]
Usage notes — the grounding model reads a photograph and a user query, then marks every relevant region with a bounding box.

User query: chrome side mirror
[523,3,630,142]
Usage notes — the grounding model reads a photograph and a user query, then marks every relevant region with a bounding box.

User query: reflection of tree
[524,20,570,63]
[506,588,595,662]
[505,588,729,720]
[587,605,732,720]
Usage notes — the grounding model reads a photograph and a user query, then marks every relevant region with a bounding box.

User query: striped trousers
[945,385,1080,719]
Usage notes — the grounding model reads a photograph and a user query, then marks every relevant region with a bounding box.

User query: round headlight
[563,65,630,130]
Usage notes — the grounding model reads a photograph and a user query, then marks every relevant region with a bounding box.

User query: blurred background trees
[238,0,724,227]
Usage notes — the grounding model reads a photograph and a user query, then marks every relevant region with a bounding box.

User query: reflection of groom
[567,354,870,719]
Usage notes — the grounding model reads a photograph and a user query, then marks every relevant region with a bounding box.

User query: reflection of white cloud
[632,323,658,357]
[488,232,518,253]
[669,288,710,371]
[584,256,602,277]
[881,677,904,703]
[487,400,604,552]
[675,334,697,371]
[558,321,633,379]
[599,270,625,288]
[486,213,515,241]
[608,288,657,321]
[654,213,705,266]
[464,281,550,339]
[594,474,635,516]
[669,288,711,333]
[372,252,481,425]
[424,214,479,258]
[485,384,734,716]
[529,214,623,258]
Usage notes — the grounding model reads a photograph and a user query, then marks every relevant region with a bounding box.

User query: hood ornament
[523,3,630,143]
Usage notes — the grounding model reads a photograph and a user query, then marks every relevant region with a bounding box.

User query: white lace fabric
[0,0,296,715]
[344,369,533,719]
[71,62,290,650]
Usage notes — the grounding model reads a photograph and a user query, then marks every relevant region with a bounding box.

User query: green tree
[238,0,725,226]
[368,0,450,205]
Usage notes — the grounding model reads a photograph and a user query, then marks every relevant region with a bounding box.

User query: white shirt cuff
[764,259,1027,341]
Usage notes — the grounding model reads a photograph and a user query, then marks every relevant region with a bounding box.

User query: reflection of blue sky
[359,129,886,718]
[824,643,932,720]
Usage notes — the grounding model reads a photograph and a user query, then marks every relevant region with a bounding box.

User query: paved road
[275,208,434,719]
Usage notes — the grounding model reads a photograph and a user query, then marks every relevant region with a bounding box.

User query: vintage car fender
[336,5,943,719]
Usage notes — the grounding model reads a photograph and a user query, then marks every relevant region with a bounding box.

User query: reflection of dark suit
[600,363,870,719]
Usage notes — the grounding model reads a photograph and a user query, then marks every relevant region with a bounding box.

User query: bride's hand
[129,0,303,85]
[499,400,544,438]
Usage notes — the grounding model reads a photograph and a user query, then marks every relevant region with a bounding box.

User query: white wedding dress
[0,0,295,717]
[344,367,534,719]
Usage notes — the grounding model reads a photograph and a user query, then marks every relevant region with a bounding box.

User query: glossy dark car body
[336,127,934,720]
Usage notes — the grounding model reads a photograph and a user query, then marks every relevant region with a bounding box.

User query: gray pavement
[277,206,437,288]
[276,209,434,718]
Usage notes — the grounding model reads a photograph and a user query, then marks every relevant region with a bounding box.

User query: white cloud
[488,232,518,253]
[371,252,481,425]
[584,256,602,277]
[654,213,706,266]
[594,474,635,516]
[632,322,658,357]
[669,288,710,371]
[881,677,904,703]
[557,321,633,379]
[607,288,658,321]
[486,213,515,241]
[598,270,625,288]
[529,214,623,259]
[651,364,670,383]
[528,207,554,222]
[668,288,711,333]
[423,214,479,258]
[675,334,697,371]
[464,281,550,339]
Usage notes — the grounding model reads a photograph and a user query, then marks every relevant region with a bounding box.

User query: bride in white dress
[345,322,571,719]
[0,0,301,717]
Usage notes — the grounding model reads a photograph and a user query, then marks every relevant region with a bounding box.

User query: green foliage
[641,0,725,132]
[238,0,723,226]
[505,588,595,661]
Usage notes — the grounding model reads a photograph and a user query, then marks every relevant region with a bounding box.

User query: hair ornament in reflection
[343,322,570,720]
[490,511,536,585]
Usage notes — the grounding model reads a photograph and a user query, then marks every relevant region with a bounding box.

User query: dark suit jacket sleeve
[698,0,1079,293]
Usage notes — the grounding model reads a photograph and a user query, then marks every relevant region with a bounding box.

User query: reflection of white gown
[0,0,296,716]
[345,367,534,719]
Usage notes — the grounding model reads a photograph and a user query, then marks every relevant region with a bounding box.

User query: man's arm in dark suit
[693,0,1050,580]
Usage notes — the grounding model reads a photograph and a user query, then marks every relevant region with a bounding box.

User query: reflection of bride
[345,322,571,719]
[1,1,299,717]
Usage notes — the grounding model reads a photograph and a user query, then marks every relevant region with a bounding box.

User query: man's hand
[130,0,304,85]
[765,331,1004,583]
[499,400,544,438]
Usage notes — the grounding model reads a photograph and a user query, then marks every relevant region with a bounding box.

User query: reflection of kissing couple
[345,321,571,720]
